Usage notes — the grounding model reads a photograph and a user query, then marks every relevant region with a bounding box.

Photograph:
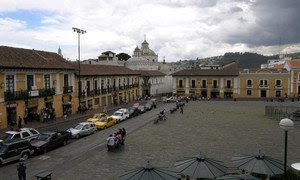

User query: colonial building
[172,62,239,98]
[78,64,140,110]
[283,59,300,97]
[82,51,124,66]
[0,46,77,129]
[137,71,166,97]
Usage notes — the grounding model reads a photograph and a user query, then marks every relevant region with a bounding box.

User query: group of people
[41,108,56,123]
[106,128,126,152]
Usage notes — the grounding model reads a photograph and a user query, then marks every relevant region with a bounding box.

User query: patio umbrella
[232,153,284,176]
[174,154,228,179]
[216,174,260,180]
[119,162,180,180]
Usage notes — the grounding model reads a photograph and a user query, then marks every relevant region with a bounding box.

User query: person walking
[180,106,183,114]
[17,158,26,180]
[106,134,115,152]
[17,116,22,129]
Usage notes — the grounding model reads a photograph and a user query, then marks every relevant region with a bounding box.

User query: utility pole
[72,27,86,110]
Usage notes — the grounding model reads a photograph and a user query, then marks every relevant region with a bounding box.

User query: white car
[163,96,177,103]
[111,111,129,123]
[1,128,40,142]
[67,122,97,139]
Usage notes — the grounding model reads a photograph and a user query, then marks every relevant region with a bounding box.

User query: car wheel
[21,152,29,160]
[93,130,97,134]
[63,140,68,146]
[43,148,47,154]
[0,160,2,167]
[75,134,80,139]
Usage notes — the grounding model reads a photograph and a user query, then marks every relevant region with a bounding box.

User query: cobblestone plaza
[60,101,300,179]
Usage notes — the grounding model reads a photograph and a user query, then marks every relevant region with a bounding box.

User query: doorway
[6,107,17,126]
[261,90,267,98]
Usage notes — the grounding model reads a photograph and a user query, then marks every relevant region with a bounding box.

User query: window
[276,80,281,86]
[276,91,281,97]
[101,80,104,89]
[94,80,98,91]
[29,129,38,135]
[226,80,231,88]
[247,80,252,87]
[22,132,30,138]
[213,80,218,88]
[119,79,121,87]
[13,134,20,139]
[27,75,34,90]
[179,80,183,88]
[5,75,14,92]
[86,81,91,93]
[202,80,206,88]
[95,98,99,105]
[64,74,69,87]
[260,80,268,87]
[44,74,51,89]
[191,80,196,88]
[247,90,252,96]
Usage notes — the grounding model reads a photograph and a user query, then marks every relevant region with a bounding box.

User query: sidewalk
[0,100,142,135]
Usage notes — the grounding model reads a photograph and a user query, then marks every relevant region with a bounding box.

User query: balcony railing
[63,86,73,94]
[259,85,269,88]
[275,85,282,89]
[246,85,253,88]
[39,88,55,97]
[201,85,207,88]
[4,88,56,101]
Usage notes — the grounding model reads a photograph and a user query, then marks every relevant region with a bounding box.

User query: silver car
[67,122,97,139]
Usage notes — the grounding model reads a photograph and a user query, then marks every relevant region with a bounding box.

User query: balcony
[259,85,269,89]
[225,86,232,90]
[275,85,282,89]
[4,88,56,101]
[94,89,101,96]
[63,86,73,94]
[246,85,253,88]
[4,90,28,101]
[87,90,94,97]
[39,88,55,97]
[201,85,207,89]
[101,88,107,94]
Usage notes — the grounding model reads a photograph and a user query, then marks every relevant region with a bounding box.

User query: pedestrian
[122,128,126,137]
[106,134,115,152]
[180,106,183,114]
[17,158,26,180]
[17,116,22,129]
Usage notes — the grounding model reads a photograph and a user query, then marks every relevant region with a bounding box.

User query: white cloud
[0,0,299,62]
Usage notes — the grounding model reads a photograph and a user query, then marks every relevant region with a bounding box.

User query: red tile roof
[0,46,76,70]
[287,60,300,67]
[137,70,165,77]
[80,64,140,76]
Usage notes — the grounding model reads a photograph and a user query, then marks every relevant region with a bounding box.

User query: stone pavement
[58,101,300,180]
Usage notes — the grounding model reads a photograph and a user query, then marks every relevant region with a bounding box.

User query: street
[0,102,173,180]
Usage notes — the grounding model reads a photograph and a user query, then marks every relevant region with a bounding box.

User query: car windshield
[99,118,107,122]
[114,112,122,116]
[36,134,50,141]
[93,114,102,119]
[74,124,84,130]
[0,143,7,153]
[4,133,14,140]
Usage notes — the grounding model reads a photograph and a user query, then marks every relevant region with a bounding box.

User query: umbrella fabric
[216,174,260,180]
[232,154,284,176]
[119,166,180,180]
[174,156,227,179]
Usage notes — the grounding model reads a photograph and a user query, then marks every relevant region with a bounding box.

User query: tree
[116,53,131,61]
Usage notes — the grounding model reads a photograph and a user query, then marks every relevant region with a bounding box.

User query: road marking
[39,155,51,160]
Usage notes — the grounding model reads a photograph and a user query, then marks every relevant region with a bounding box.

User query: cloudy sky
[0,0,299,62]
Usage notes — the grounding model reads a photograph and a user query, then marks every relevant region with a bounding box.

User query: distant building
[261,55,292,69]
[82,51,124,66]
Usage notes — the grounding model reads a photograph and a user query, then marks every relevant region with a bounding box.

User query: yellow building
[172,62,239,98]
[78,64,140,110]
[238,69,290,98]
[283,59,300,97]
[0,46,77,129]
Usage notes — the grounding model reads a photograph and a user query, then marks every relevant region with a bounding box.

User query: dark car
[145,102,153,111]
[138,105,146,114]
[30,131,71,154]
[127,107,140,118]
[0,139,34,166]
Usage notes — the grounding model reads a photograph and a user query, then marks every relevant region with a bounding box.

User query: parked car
[127,107,140,118]
[87,113,110,123]
[163,96,177,103]
[111,111,128,123]
[132,103,140,108]
[67,122,97,139]
[30,131,71,154]
[0,139,34,166]
[117,108,130,116]
[1,128,40,142]
[94,117,116,129]
[145,101,153,111]
[138,105,146,114]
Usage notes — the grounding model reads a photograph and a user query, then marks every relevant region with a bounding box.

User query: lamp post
[72,27,86,110]
[279,118,294,177]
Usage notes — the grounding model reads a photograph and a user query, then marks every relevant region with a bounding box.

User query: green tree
[116,53,131,61]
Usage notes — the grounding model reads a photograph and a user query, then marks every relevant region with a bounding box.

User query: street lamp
[279,118,294,177]
[72,27,86,109]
